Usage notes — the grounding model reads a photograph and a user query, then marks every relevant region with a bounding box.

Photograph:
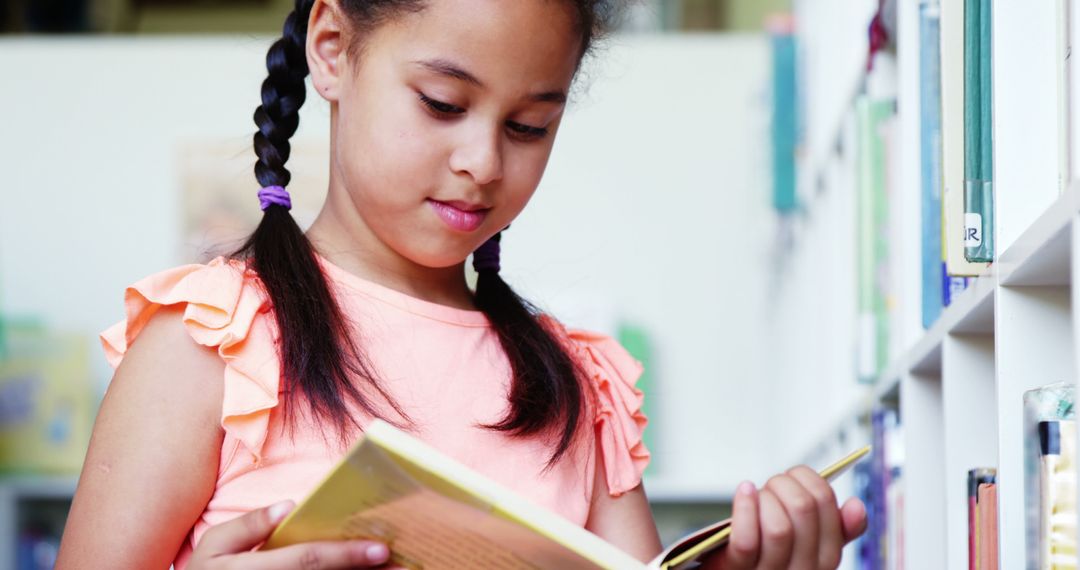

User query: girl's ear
[307,0,346,102]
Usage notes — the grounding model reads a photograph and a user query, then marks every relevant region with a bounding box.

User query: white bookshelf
[784,0,1076,568]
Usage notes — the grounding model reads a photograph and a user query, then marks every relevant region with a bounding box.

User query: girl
[56,0,867,568]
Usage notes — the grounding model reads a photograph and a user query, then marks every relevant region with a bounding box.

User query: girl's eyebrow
[412,58,568,104]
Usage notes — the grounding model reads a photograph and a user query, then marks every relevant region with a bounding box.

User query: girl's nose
[449,127,504,186]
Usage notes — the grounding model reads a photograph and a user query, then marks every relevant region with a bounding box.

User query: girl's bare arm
[56,306,225,569]
[584,451,664,563]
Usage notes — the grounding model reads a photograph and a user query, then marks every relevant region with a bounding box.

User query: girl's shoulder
[540,316,651,497]
[541,316,645,397]
[101,256,269,371]
[101,256,265,353]
[100,256,280,460]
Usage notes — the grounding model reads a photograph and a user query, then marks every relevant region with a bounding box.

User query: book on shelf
[884,411,904,570]
[1059,0,1073,193]
[919,0,945,329]
[1023,383,1078,570]
[919,0,972,329]
[962,0,994,263]
[769,19,798,214]
[854,407,903,570]
[260,419,870,570]
[978,483,998,570]
[1058,0,1080,193]
[855,95,897,383]
[967,467,997,570]
[940,0,989,276]
[1058,0,1080,195]
[0,268,5,361]
[17,530,60,570]
[1039,421,1076,569]
[942,272,970,309]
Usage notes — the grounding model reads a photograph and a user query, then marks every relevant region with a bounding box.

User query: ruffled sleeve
[99,257,282,462]
[544,319,651,497]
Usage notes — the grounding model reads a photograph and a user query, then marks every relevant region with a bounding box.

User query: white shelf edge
[877,273,995,389]
[862,140,1080,405]
[872,371,902,404]
[797,269,998,462]
[997,182,1080,286]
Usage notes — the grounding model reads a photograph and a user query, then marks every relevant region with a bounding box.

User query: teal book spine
[964,0,994,262]
[978,0,994,256]
[963,0,980,186]
[771,31,798,213]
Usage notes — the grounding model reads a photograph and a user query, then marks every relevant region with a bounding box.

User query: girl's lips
[427,199,489,232]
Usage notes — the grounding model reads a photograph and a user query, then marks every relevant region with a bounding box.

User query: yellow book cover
[262,420,870,570]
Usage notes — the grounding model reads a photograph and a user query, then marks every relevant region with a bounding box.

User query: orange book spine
[977,482,998,569]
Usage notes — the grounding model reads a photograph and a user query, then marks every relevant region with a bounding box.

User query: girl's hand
[704,466,869,570]
[187,501,393,570]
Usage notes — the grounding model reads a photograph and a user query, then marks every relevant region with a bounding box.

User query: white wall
[0,34,775,489]
[514,34,775,487]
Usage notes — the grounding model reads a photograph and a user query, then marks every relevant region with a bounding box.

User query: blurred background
[0,0,915,568]
[0,0,787,33]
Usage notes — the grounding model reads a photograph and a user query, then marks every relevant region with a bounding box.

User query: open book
[261,420,870,570]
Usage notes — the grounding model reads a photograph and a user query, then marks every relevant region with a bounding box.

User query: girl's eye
[506,121,549,141]
[419,92,548,141]
[419,93,464,116]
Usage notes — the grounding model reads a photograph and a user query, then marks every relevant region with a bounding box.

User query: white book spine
[1058,0,1073,193]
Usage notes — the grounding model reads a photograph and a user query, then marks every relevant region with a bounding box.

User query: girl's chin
[397,246,479,270]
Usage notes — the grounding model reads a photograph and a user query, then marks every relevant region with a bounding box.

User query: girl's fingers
[787,466,843,569]
[218,540,391,570]
[764,474,818,570]
[191,501,392,570]
[718,481,760,570]
[839,497,869,544]
[197,500,295,555]
[756,488,795,569]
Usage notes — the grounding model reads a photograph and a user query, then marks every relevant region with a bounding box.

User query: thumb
[840,497,868,544]
[198,500,295,555]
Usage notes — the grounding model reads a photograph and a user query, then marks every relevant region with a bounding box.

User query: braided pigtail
[473,233,586,466]
[234,0,405,444]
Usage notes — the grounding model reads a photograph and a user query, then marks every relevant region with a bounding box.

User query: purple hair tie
[258,185,292,211]
[472,236,501,273]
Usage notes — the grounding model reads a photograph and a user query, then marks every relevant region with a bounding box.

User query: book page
[342,488,545,569]
[266,435,606,569]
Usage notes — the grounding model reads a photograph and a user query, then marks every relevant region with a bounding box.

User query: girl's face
[309,0,582,269]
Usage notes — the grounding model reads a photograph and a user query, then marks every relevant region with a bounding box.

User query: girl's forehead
[367,0,582,89]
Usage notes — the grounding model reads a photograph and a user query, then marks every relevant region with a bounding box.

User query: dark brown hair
[233,0,620,464]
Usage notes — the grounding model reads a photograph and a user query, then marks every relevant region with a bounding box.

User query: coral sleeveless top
[100,256,649,568]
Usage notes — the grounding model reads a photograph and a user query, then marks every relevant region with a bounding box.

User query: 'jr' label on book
[965,213,983,247]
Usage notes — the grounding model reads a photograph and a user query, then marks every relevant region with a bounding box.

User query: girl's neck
[306,193,477,311]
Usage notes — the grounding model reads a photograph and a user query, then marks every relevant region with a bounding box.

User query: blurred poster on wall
[0,325,93,475]
[178,138,330,263]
